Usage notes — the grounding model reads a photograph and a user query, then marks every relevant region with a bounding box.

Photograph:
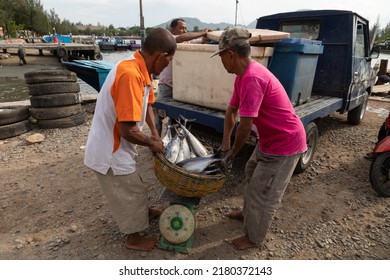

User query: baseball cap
[210,27,252,58]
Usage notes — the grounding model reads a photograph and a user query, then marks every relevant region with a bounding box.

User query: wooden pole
[139,0,145,48]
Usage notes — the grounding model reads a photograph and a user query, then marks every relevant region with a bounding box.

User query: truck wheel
[0,106,30,126]
[24,70,77,84]
[29,104,83,120]
[28,82,80,96]
[0,119,31,140]
[294,122,318,174]
[370,152,390,197]
[37,111,87,129]
[347,92,368,125]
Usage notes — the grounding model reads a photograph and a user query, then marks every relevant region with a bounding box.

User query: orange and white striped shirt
[84,51,155,175]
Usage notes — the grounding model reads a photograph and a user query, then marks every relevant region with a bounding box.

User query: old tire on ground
[93,52,103,60]
[24,70,77,84]
[370,151,390,197]
[0,106,30,126]
[30,92,82,108]
[37,111,87,129]
[0,119,31,140]
[294,122,318,174]
[29,104,83,120]
[347,92,369,125]
[27,82,80,96]
[57,47,67,59]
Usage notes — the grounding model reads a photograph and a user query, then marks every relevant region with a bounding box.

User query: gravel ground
[1,98,389,260]
[1,52,389,260]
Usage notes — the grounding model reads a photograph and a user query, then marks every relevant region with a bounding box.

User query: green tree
[47,8,60,34]
[0,0,17,37]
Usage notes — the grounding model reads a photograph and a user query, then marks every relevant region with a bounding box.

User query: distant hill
[154,17,252,31]
[247,20,257,28]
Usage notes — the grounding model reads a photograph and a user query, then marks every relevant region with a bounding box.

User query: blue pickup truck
[64,10,380,173]
[152,10,379,172]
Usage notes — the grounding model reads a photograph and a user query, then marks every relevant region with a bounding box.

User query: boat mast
[139,0,145,47]
[234,0,238,26]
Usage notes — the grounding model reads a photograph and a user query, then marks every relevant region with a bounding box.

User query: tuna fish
[161,124,172,147]
[176,118,209,157]
[164,127,181,163]
[176,155,221,173]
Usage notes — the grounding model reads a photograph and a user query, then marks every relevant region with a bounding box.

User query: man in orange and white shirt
[84,28,176,252]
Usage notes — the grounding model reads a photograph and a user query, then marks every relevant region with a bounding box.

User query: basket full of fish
[154,116,227,198]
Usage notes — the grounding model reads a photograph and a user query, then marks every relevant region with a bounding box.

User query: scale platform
[158,188,201,254]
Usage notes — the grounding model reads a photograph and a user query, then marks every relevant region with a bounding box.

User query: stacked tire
[24,70,87,129]
[0,106,31,140]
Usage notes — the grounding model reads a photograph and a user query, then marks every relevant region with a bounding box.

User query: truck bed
[153,95,343,134]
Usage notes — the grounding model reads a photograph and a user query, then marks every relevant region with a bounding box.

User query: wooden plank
[0,42,97,51]
[207,28,289,44]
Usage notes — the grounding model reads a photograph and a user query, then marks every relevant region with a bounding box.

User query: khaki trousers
[94,169,149,234]
[242,148,301,245]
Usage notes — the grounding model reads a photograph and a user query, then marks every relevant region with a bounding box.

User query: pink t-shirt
[229,61,307,155]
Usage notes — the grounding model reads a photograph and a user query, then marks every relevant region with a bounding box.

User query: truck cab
[64,10,380,174]
[257,10,378,125]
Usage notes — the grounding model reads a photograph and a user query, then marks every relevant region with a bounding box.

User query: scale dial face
[159,204,196,244]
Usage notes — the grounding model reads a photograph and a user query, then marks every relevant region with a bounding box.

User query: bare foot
[229,235,258,250]
[225,211,244,221]
[149,207,163,221]
[125,233,159,252]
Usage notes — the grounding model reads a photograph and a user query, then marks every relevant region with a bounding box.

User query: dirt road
[1,52,389,259]
[1,96,389,260]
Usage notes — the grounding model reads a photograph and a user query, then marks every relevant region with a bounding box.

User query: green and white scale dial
[158,204,196,253]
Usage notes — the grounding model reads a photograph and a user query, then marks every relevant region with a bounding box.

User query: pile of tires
[0,106,31,140]
[24,70,87,129]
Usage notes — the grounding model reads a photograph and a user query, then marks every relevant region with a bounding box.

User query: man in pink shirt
[211,27,307,250]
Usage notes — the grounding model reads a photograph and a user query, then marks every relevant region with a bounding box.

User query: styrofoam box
[172,44,274,111]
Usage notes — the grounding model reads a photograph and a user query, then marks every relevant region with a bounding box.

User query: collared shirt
[84,50,155,175]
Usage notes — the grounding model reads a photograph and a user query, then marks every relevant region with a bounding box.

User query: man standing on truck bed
[155,18,212,135]
[211,27,307,250]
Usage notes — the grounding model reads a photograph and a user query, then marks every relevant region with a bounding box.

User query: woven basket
[154,153,227,197]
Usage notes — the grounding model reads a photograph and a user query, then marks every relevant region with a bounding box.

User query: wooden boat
[62,60,114,91]
[42,34,72,43]
[128,39,141,50]
[98,37,116,51]
[376,39,390,53]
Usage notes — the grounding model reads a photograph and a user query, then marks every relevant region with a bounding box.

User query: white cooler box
[172,44,274,111]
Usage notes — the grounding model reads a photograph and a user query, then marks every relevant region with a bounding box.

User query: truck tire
[294,122,318,174]
[29,104,83,120]
[369,151,390,197]
[37,111,87,129]
[30,92,82,108]
[28,82,80,96]
[347,92,368,125]
[0,106,30,126]
[0,119,31,140]
[24,70,77,84]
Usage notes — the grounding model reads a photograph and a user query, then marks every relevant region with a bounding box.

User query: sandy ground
[0,49,62,78]
[0,53,390,260]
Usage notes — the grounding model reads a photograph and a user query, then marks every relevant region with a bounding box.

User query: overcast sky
[40,0,390,29]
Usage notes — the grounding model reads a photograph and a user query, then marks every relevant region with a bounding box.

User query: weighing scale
[158,188,201,254]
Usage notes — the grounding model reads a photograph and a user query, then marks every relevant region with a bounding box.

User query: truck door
[349,19,375,111]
